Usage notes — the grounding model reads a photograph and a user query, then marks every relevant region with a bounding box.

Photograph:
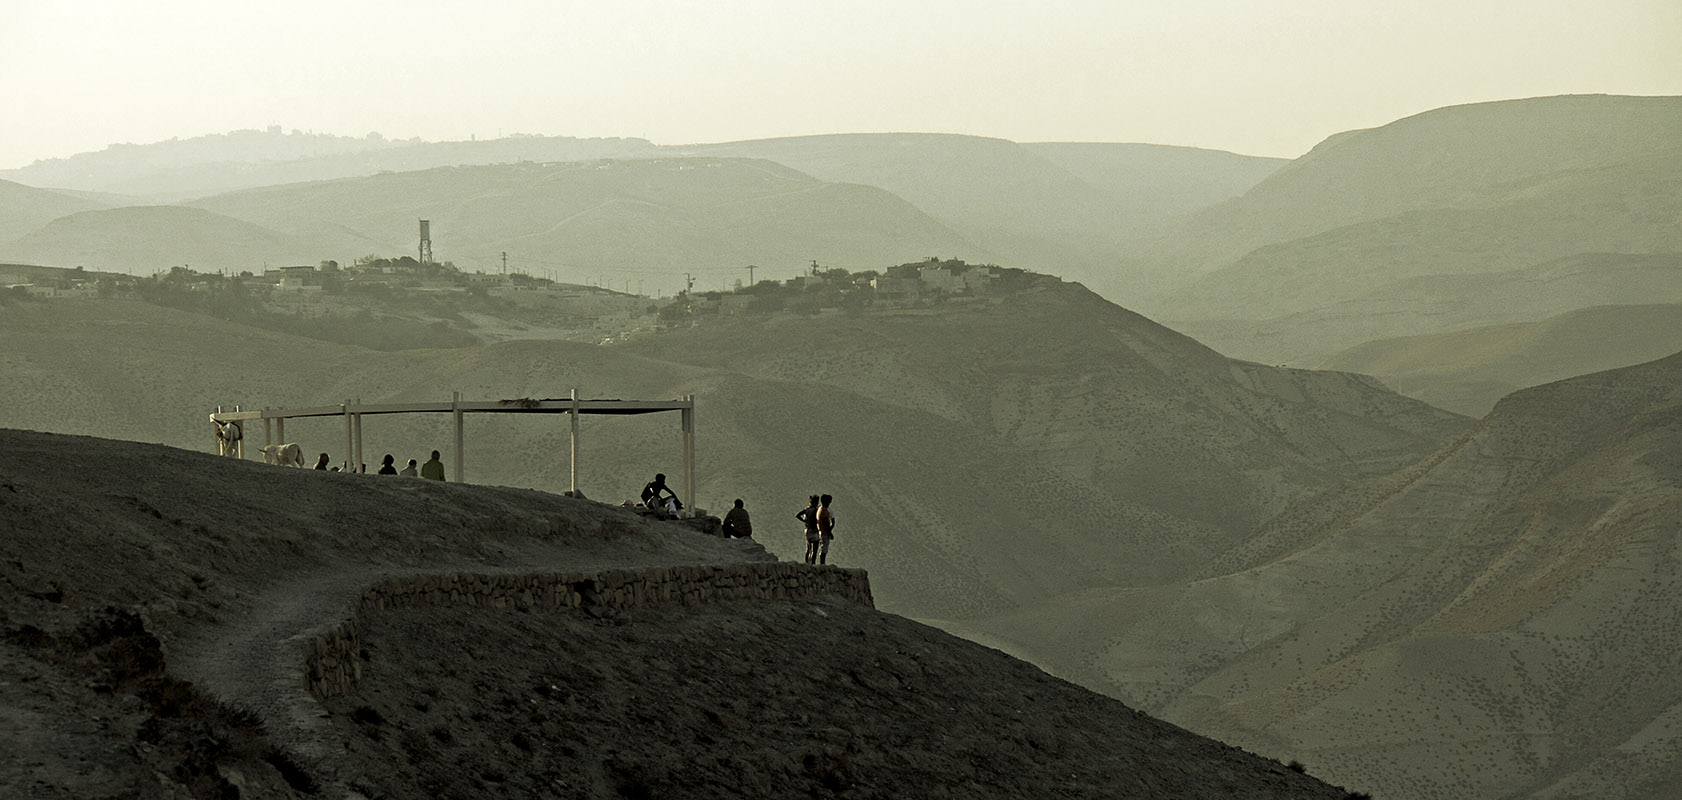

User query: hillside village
[3,256,1053,349]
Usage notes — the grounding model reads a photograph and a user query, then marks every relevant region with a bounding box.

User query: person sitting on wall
[399,458,418,477]
[722,498,753,538]
[314,452,331,470]
[377,454,398,475]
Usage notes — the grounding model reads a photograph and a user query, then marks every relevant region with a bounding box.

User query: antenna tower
[418,219,433,265]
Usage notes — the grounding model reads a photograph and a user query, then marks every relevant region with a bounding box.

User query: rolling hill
[1315,302,1682,417]
[0,179,108,248]
[0,128,660,201]
[185,158,997,281]
[0,205,315,274]
[0,283,1465,626]
[957,350,1682,799]
[1133,94,1682,365]
[683,133,1284,294]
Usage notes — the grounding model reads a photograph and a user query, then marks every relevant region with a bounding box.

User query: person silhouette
[722,498,753,538]
[796,495,820,564]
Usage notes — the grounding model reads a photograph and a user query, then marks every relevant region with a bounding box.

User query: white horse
[259,442,304,467]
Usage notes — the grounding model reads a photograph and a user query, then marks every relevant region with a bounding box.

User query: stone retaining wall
[303,562,873,698]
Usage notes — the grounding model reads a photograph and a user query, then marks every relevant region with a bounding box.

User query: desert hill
[1317,301,1682,416]
[1137,94,1682,285]
[0,283,1465,626]
[1175,251,1682,368]
[0,427,1361,798]
[0,128,659,201]
[0,179,108,248]
[0,205,316,274]
[958,349,1682,799]
[1132,94,1682,366]
[1024,141,1287,224]
[183,157,995,280]
[683,133,1283,293]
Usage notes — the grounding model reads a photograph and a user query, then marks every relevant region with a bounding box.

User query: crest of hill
[680,133,1283,290]
[1129,94,1682,303]
[0,205,313,274]
[185,157,995,274]
[0,128,659,201]
[0,428,1357,799]
[1317,303,1682,416]
[0,179,108,248]
[1162,147,1682,330]
[1174,251,1682,368]
[961,349,1682,799]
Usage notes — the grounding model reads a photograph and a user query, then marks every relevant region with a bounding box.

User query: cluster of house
[676,259,1006,317]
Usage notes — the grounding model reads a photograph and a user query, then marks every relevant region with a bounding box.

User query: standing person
[796,495,820,564]
[399,458,418,477]
[313,453,330,470]
[377,454,397,475]
[722,498,753,539]
[816,494,836,565]
[420,450,446,481]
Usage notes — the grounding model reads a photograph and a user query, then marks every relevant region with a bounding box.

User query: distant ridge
[964,349,1682,799]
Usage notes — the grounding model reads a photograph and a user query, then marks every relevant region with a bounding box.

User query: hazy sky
[3,0,1679,170]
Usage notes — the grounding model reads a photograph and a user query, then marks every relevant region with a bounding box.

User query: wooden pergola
[209,391,696,509]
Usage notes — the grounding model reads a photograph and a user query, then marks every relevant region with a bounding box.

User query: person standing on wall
[815,493,836,565]
[796,495,820,564]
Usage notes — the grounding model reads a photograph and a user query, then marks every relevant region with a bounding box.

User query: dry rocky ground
[0,428,1363,798]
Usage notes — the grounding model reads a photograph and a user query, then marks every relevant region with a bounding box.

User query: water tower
[418,219,433,265]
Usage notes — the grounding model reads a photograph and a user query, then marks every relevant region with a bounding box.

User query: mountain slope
[0,286,1466,622]
[1138,94,1682,286]
[1130,94,1682,363]
[0,205,314,273]
[0,128,658,201]
[187,158,995,280]
[0,179,108,247]
[964,351,1682,799]
[0,428,1356,799]
[1318,302,1682,416]
[683,134,1282,292]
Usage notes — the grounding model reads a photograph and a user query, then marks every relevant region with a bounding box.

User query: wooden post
[264,416,273,450]
[276,416,284,446]
[453,391,464,483]
[569,388,580,496]
[353,398,364,473]
[681,395,695,515]
[343,400,353,471]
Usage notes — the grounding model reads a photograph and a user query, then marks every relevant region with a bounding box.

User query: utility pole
[746,264,756,286]
[683,273,694,293]
[501,251,507,275]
